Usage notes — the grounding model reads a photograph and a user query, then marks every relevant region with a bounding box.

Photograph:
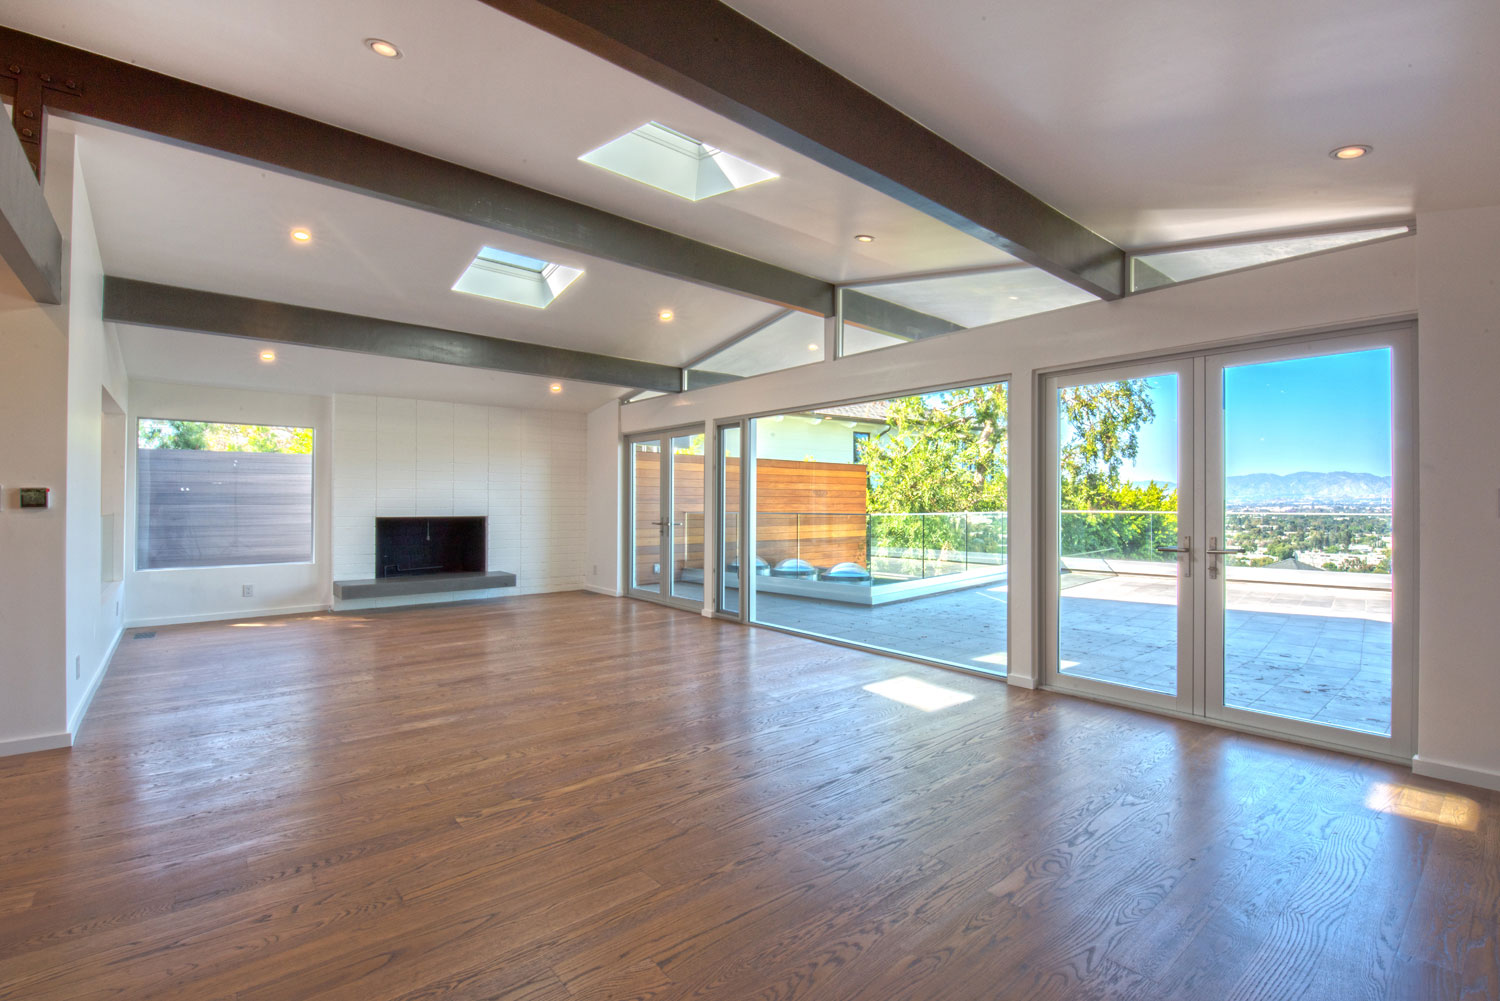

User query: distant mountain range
[1226,471,1391,504]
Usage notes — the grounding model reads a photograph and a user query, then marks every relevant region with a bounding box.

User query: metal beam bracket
[0,60,83,178]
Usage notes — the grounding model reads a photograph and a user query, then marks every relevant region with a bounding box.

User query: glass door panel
[629,440,663,595]
[670,433,706,602]
[1047,363,1193,711]
[1207,343,1399,742]
[718,425,742,616]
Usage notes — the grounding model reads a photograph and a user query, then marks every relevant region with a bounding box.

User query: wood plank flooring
[0,591,1495,1000]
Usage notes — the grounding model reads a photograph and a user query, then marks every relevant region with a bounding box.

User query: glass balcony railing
[1059,509,1393,581]
[750,511,1007,583]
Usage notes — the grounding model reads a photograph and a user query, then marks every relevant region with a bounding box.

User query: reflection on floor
[740,571,1392,736]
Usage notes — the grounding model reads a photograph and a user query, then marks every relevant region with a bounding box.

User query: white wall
[64,140,130,733]
[0,152,72,755]
[331,395,585,596]
[585,401,622,595]
[124,381,333,626]
[0,131,132,754]
[1411,206,1500,790]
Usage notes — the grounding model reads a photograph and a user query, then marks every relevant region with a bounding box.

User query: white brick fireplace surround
[331,395,586,607]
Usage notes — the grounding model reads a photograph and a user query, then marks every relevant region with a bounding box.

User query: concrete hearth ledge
[333,571,518,600]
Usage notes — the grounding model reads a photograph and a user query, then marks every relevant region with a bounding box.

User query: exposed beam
[842,290,964,342]
[0,26,834,315]
[0,116,61,303]
[102,277,684,393]
[482,0,1127,300]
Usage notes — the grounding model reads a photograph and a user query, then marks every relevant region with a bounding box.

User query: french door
[626,427,706,609]
[1043,327,1414,758]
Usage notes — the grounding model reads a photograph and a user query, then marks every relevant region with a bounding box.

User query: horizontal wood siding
[633,453,867,587]
[137,449,313,569]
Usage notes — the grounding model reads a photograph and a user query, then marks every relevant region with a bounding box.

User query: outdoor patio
[745,571,1393,735]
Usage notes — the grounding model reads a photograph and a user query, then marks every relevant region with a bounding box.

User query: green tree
[137,419,311,454]
[862,383,1009,515]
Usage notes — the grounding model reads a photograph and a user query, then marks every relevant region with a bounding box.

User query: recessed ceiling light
[854,234,875,243]
[1008,295,1020,301]
[806,342,820,351]
[658,309,675,322]
[1330,144,1371,160]
[259,349,276,363]
[549,382,563,394]
[290,228,312,243]
[365,38,401,58]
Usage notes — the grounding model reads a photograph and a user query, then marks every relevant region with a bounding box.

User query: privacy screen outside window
[136,419,313,570]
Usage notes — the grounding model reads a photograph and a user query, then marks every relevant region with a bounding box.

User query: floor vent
[133,631,157,640]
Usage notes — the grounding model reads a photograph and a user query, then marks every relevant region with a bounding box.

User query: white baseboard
[583,584,622,597]
[0,731,72,758]
[126,604,329,628]
[67,626,123,736]
[1005,673,1040,690]
[1411,754,1500,793]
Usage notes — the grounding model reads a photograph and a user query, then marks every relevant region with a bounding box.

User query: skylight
[579,121,778,201]
[452,245,583,309]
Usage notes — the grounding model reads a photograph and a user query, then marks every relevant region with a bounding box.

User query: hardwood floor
[0,591,1495,1000]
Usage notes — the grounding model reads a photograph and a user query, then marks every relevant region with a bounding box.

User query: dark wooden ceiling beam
[0,117,62,303]
[481,0,1127,300]
[102,277,685,393]
[0,25,834,314]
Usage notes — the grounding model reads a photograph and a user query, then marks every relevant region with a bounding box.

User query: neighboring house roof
[1266,558,1324,571]
[810,401,892,422]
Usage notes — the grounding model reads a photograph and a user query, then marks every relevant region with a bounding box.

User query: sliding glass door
[1044,328,1412,757]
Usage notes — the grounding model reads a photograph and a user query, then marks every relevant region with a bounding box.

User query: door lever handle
[1206,547,1246,555]
[1155,536,1190,577]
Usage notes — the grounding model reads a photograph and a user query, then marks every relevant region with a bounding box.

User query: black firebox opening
[376,516,486,578]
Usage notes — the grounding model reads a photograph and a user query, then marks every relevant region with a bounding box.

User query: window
[852,431,870,463]
[136,419,313,570]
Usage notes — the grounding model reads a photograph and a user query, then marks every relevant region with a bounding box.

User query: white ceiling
[728,0,1499,245]
[113,324,623,412]
[1,0,1015,282]
[70,121,780,367]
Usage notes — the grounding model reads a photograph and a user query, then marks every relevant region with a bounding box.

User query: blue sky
[1114,348,1393,483]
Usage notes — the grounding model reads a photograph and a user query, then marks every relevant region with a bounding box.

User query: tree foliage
[138,419,312,454]
[862,384,1009,514]
[859,379,1176,565]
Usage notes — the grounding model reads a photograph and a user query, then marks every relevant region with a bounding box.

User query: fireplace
[375,516,486,578]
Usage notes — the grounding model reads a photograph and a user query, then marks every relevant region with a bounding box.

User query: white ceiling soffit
[72,122,780,367]
[692,310,827,379]
[114,324,622,413]
[727,0,1500,246]
[0,0,1017,281]
[852,266,1099,329]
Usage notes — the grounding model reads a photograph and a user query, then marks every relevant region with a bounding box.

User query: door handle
[1155,536,1190,578]
[651,521,684,527]
[1206,538,1243,579]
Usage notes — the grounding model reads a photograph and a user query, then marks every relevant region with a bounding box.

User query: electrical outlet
[242,584,254,597]
[592,564,598,575]
[74,655,80,680]
[115,601,120,616]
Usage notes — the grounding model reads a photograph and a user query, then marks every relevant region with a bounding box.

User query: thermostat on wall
[18,487,50,509]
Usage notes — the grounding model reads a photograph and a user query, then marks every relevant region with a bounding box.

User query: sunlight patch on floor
[864,676,976,712]
[1365,781,1480,831]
